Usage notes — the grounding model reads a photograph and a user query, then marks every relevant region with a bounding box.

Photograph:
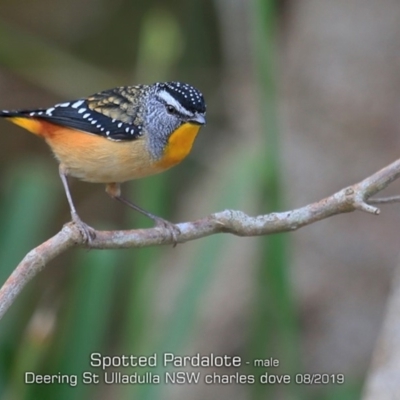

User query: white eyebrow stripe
[158,90,192,117]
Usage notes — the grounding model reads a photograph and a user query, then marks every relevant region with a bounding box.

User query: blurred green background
[1,0,399,399]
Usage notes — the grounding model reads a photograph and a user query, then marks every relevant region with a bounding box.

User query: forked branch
[1,158,400,320]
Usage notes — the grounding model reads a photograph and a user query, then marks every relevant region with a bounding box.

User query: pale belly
[45,129,169,183]
[35,120,200,184]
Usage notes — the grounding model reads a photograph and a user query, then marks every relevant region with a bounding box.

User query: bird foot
[153,217,181,247]
[71,212,96,245]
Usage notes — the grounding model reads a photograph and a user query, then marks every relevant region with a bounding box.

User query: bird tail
[0,109,44,136]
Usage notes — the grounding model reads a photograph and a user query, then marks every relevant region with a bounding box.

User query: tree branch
[1,158,400,320]
[368,195,400,204]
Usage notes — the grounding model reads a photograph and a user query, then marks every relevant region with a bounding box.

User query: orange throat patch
[155,122,201,170]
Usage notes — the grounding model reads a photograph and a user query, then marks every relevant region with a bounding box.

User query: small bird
[0,82,206,243]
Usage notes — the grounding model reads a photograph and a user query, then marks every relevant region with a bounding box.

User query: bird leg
[105,183,180,245]
[59,165,96,244]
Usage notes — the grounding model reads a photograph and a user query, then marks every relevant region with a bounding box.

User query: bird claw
[71,212,96,245]
[154,217,180,247]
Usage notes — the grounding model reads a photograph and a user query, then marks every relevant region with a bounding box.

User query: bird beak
[189,113,206,125]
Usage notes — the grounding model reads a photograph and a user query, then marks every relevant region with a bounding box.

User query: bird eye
[166,105,176,114]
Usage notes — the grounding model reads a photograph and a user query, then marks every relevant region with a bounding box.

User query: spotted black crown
[156,82,206,114]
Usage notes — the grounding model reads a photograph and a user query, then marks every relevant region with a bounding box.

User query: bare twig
[1,158,400,320]
[368,195,400,204]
